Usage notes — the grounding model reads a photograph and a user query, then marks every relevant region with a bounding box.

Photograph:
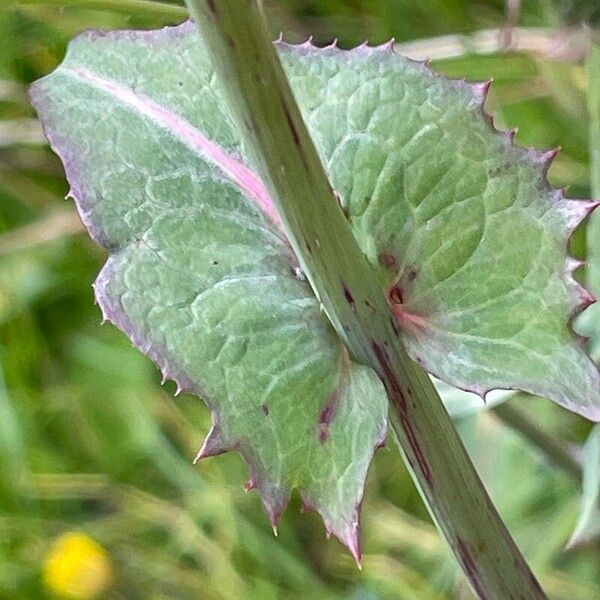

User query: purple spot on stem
[283,103,300,147]
[342,284,355,308]
[206,0,218,15]
[456,537,490,600]
[371,340,433,486]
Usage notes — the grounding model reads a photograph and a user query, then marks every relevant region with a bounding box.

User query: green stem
[393,27,572,61]
[14,0,187,19]
[493,399,581,482]
[184,1,546,597]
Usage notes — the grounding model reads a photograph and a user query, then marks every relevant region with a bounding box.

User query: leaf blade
[30,24,388,555]
[278,40,600,419]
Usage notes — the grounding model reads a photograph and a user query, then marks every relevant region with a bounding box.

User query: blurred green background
[1,1,600,598]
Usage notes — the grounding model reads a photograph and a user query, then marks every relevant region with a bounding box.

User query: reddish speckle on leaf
[406,268,417,283]
[318,389,341,444]
[378,252,397,269]
[389,286,403,305]
[318,425,330,443]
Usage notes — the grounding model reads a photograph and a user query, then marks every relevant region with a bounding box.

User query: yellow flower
[43,532,112,599]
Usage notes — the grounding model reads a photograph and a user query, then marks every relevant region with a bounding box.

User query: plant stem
[393,27,589,62]
[493,399,581,482]
[184,1,546,597]
[14,0,187,20]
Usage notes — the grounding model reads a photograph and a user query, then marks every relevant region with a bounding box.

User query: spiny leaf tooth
[503,127,518,142]
[300,35,314,48]
[375,429,387,450]
[539,146,561,168]
[563,257,596,316]
[327,38,338,49]
[580,289,596,311]
[567,257,585,273]
[572,281,596,312]
[562,199,600,234]
[470,79,492,104]
[259,487,290,529]
[377,38,395,52]
[194,424,232,462]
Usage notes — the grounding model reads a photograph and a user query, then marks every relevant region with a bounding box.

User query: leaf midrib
[63,64,285,234]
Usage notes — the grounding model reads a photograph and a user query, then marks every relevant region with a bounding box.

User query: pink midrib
[65,66,283,230]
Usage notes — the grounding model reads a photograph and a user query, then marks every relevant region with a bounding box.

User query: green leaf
[277,39,598,419]
[569,43,600,549]
[30,22,600,553]
[568,425,600,547]
[29,25,387,558]
[580,44,600,363]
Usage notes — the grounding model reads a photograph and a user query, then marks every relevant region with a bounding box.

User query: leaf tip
[341,522,362,567]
